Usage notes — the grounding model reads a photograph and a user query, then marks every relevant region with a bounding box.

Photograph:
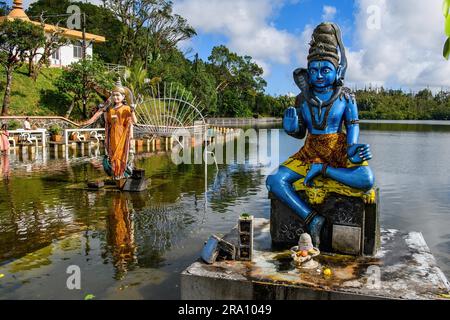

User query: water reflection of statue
[0,124,10,181]
[0,123,10,154]
[83,80,138,185]
[107,193,137,280]
[266,23,375,246]
[0,154,9,181]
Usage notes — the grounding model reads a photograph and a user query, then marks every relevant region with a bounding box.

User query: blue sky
[173,0,450,95]
[177,0,358,95]
[263,0,357,95]
[20,0,450,95]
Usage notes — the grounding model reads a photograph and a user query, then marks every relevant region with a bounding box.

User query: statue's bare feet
[308,215,325,247]
[304,163,324,187]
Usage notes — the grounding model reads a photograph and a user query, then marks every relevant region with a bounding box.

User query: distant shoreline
[360,120,450,125]
[206,118,282,125]
[206,117,450,126]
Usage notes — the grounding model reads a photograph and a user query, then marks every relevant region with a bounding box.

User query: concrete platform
[181,219,450,300]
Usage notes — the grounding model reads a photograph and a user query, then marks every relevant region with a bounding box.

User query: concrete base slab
[181,219,450,300]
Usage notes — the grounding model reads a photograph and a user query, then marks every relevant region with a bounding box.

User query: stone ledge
[181,219,450,300]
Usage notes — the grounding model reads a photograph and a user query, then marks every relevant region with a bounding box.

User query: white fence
[64,128,106,145]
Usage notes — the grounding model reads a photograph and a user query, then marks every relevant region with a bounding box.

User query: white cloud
[347,0,450,91]
[294,23,314,64]
[322,5,337,21]
[293,0,450,92]
[20,0,450,92]
[173,0,300,75]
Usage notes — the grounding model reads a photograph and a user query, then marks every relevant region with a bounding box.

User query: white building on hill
[0,0,106,67]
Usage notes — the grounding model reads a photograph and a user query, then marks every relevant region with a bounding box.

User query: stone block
[269,189,380,256]
[332,225,361,255]
[238,215,254,261]
[122,169,148,192]
[87,180,105,189]
[181,218,450,300]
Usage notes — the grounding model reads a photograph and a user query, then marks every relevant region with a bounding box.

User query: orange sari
[104,105,132,179]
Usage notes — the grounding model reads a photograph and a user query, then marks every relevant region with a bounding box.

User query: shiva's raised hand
[348,144,372,164]
[283,107,299,134]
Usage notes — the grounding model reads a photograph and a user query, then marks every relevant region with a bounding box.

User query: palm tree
[122,60,148,98]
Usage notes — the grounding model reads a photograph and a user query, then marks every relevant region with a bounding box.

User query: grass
[0,66,68,116]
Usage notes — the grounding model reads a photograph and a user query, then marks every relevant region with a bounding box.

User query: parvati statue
[83,80,138,185]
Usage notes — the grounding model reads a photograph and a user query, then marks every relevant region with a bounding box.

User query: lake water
[0,121,449,299]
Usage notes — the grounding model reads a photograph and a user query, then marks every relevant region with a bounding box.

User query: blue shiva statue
[266,23,375,247]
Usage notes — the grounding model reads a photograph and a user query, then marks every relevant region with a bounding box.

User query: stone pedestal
[122,169,148,192]
[181,219,450,300]
[269,190,380,256]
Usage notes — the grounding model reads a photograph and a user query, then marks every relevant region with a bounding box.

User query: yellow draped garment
[282,133,374,205]
[105,105,132,179]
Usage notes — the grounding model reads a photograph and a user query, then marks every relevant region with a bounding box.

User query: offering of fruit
[290,242,321,269]
[323,268,332,277]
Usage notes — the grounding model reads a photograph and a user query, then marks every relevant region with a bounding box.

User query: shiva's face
[308,60,337,88]
[112,91,125,105]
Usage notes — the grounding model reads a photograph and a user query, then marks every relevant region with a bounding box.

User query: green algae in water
[6,235,82,273]
[273,251,292,261]
[273,251,295,272]
[7,245,53,273]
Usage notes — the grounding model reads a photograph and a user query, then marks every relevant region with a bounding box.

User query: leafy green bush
[48,124,62,136]
[7,120,19,130]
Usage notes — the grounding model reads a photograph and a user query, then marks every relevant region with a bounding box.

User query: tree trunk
[30,62,38,82]
[28,58,33,78]
[32,67,39,82]
[1,66,13,116]
[65,99,76,119]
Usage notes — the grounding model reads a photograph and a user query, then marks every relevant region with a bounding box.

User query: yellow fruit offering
[323,268,332,277]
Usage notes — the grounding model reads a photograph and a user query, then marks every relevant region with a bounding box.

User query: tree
[207,45,266,117]
[55,56,114,119]
[147,46,190,85]
[0,19,46,115]
[27,20,69,81]
[208,45,266,94]
[143,1,196,60]
[0,1,9,16]
[27,0,123,64]
[122,60,148,98]
[103,0,196,66]
[186,59,217,116]
[416,88,433,101]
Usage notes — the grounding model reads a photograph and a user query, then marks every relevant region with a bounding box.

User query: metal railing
[64,128,105,145]
[206,118,281,125]
[8,129,47,148]
[0,116,79,129]
[105,63,126,75]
